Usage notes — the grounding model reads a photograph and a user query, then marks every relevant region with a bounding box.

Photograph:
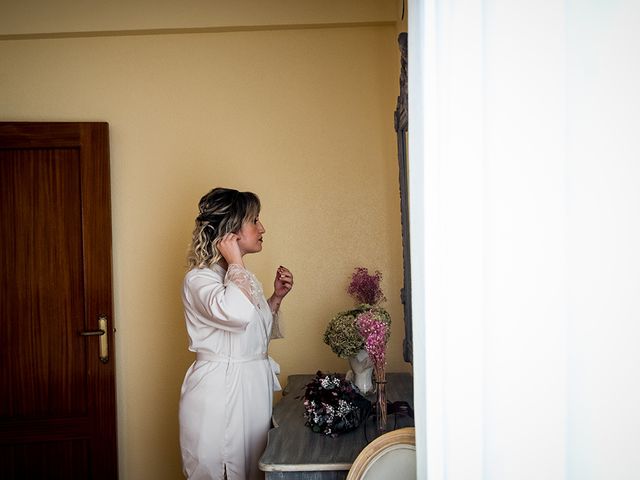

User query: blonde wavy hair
[187,187,261,269]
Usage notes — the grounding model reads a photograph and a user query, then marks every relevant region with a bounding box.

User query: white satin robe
[179,263,282,480]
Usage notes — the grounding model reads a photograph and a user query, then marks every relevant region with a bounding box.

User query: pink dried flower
[347,267,386,306]
[356,310,388,372]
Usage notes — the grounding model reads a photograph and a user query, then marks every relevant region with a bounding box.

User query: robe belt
[196,351,267,363]
[195,351,283,392]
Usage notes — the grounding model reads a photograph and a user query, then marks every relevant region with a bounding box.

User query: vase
[347,349,374,394]
[375,370,387,432]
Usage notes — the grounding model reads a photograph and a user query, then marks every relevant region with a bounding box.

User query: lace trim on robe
[270,310,284,339]
[224,263,264,309]
[225,264,284,339]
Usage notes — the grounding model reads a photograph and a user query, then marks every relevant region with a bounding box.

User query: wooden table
[259,373,414,480]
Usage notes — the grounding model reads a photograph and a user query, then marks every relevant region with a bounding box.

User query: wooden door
[0,122,117,479]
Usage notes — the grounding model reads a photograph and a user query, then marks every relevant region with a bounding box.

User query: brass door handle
[79,330,104,336]
[80,315,109,363]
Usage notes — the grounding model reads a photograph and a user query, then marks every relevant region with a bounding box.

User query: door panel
[0,123,117,479]
[3,440,90,478]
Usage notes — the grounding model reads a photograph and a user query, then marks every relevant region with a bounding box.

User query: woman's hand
[217,233,243,266]
[273,266,293,299]
[268,266,293,314]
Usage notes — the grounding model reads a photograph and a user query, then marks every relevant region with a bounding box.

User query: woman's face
[236,215,265,256]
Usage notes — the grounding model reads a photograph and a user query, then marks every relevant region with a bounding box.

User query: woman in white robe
[179,188,293,480]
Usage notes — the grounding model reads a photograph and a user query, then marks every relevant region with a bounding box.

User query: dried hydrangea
[323,307,369,358]
[324,305,390,358]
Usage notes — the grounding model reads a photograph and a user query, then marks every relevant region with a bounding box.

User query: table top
[259,373,414,473]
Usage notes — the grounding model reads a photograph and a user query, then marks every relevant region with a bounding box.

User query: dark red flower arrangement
[302,371,370,437]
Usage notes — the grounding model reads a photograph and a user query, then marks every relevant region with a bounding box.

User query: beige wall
[0,0,397,35]
[0,4,410,479]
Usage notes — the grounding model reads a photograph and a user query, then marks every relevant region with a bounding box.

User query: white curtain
[409,1,640,479]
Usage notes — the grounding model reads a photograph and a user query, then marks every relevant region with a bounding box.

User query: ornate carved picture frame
[395,33,412,364]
